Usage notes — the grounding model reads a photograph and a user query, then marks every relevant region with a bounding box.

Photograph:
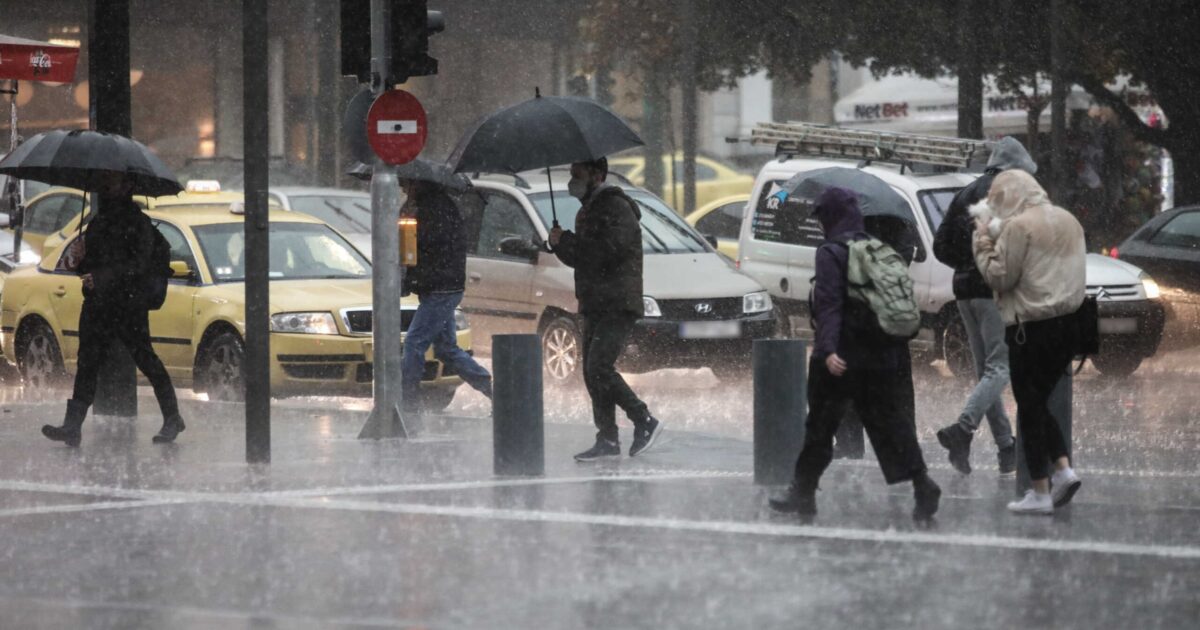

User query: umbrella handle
[544,167,559,252]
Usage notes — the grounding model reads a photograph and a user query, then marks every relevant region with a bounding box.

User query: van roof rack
[727,121,990,170]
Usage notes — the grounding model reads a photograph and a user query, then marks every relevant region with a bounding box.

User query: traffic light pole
[359,0,408,439]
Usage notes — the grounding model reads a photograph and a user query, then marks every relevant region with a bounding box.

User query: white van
[737,155,974,360]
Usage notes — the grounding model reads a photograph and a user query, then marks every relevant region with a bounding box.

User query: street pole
[1050,0,1069,202]
[243,0,271,463]
[679,0,698,216]
[88,0,137,418]
[359,0,407,440]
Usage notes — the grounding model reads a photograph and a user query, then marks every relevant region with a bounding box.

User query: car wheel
[941,315,974,378]
[17,320,66,390]
[541,315,582,386]
[1090,352,1143,377]
[199,332,246,402]
[421,386,458,413]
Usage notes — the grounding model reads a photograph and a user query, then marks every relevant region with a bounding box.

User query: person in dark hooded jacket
[770,187,940,523]
[931,137,1036,475]
[41,174,184,447]
[549,158,664,462]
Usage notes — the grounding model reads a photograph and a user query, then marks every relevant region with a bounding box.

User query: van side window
[477,192,537,261]
[750,181,823,247]
[695,201,744,239]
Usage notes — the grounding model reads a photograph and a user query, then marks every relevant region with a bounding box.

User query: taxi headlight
[643,296,662,317]
[270,312,338,335]
[1140,273,1161,300]
[743,291,773,314]
[454,308,469,331]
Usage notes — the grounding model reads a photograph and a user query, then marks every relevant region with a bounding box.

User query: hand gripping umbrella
[775,166,920,263]
[446,89,643,228]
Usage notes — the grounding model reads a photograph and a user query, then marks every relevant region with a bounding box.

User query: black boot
[769,480,818,520]
[152,413,186,444]
[912,472,942,523]
[936,423,973,475]
[42,399,87,447]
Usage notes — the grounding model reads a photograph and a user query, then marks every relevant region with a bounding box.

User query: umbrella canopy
[347,158,471,192]
[0,129,183,197]
[777,167,915,224]
[447,93,643,174]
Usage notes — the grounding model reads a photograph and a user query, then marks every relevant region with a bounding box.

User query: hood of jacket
[589,182,641,219]
[812,186,864,240]
[987,169,1050,221]
[986,136,1038,174]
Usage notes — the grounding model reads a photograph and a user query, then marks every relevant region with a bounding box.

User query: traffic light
[390,0,443,84]
[340,0,444,85]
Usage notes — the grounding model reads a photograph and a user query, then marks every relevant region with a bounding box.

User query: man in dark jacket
[769,187,940,523]
[41,175,184,447]
[931,137,1036,475]
[400,181,493,416]
[548,158,664,461]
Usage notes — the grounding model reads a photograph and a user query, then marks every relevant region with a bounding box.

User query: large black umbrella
[347,158,471,192]
[776,167,920,262]
[447,90,643,226]
[0,129,183,197]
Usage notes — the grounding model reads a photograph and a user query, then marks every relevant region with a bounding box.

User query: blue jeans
[401,291,492,411]
[956,299,1015,449]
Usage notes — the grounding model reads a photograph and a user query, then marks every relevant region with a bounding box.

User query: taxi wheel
[541,316,582,387]
[200,332,246,402]
[17,321,66,390]
[1090,352,1143,378]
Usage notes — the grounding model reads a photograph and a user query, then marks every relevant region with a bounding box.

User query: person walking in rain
[41,174,184,447]
[973,170,1086,515]
[769,187,940,522]
[931,137,1036,475]
[548,158,664,461]
[400,180,493,417]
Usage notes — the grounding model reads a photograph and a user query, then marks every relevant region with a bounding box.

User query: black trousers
[72,300,179,420]
[1006,314,1076,481]
[581,311,649,442]
[793,355,926,487]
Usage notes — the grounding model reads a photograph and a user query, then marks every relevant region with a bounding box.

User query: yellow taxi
[607,153,755,212]
[0,197,469,408]
[685,194,750,260]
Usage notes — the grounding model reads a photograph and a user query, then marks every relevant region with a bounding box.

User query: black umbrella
[0,129,183,197]
[446,89,643,226]
[777,167,914,224]
[347,158,471,192]
[776,167,920,262]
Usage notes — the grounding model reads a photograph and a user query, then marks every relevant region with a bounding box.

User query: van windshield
[528,189,709,254]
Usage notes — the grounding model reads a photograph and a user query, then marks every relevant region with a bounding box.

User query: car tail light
[1109,247,1119,259]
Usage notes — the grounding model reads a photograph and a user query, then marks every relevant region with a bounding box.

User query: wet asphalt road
[0,350,1196,629]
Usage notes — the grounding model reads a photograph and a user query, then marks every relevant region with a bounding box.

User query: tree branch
[1069,72,1171,148]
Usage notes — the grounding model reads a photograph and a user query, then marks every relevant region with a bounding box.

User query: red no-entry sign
[366,89,428,165]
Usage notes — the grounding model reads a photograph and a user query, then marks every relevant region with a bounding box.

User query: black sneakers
[574,438,621,462]
[152,414,187,444]
[998,444,1016,475]
[630,416,664,457]
[768,482,817,518]
[936,423,973,475]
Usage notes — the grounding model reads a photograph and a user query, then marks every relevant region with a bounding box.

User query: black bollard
[492,334,544,477]
[753,339,807,485]
[1016,368,1072,494]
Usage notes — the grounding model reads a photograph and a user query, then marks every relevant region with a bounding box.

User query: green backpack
[840,237,920,343]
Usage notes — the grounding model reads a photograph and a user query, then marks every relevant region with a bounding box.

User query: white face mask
[567,177,590,200]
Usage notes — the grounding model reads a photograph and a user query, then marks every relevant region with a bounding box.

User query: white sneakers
[1007,467,1083,516]
[1051,467,1082,507]
[1007,490,1053,515]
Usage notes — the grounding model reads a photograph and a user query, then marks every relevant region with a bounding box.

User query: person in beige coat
[973,170,1086,515]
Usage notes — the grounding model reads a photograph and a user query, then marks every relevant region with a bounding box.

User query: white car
[738,155,1164,376]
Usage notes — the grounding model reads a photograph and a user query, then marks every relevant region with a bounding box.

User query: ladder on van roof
[729,121,990,170]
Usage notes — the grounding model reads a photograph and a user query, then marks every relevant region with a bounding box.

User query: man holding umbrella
[42,172,184,446]
[549,158,664,461]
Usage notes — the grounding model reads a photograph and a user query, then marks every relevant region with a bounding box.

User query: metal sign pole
[243,0,271,463]
[359,0,407,439]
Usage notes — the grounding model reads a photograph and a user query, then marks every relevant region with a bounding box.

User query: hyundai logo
[695,302,713,314]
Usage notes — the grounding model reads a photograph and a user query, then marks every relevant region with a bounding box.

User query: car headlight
[743,291,773,314]
[454,308,469,331]
[643,296,662,317]
[270,312,339,335]
[1140,273,1161,300]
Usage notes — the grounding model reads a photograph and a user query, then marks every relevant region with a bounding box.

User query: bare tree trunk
[642,65,667,198]
[1050,0,1069,202]
[957,0,984,139]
